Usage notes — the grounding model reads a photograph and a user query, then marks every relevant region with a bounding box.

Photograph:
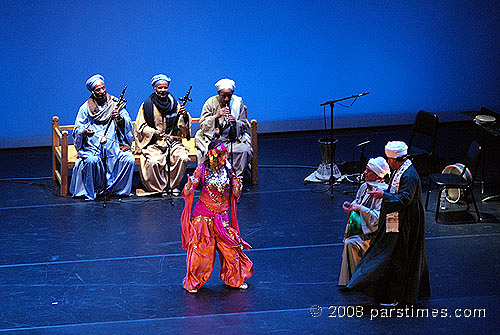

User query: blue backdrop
[1,0,499,147]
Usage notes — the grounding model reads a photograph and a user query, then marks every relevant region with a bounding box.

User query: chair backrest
[463,140,482,180]
[409,110,439,154]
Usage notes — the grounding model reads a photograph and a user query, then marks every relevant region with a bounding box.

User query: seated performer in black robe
[347,141,431,305]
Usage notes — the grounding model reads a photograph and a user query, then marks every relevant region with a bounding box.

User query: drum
[441,163,472,203]
[304,138,341,182]
[318,137,338,165]
[474,114,496,125]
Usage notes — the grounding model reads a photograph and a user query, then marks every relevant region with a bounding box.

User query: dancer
[181,139,253,293]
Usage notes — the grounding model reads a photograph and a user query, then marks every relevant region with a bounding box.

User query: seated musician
[133,74,192,196]
[338,157,390,286]
[194,78,252,178]
[70,74,135,200]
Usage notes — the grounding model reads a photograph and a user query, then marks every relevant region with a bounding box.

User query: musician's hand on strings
[84,128,95,137]
[112,108,123,120]
[178,106,187,116]
[154,130,165,139]
[367,187,384,199]
[116,100,126,111]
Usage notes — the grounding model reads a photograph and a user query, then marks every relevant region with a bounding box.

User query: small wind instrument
[226,101,237,142]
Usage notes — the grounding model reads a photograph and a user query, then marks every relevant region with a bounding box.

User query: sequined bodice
[204,167,230,203]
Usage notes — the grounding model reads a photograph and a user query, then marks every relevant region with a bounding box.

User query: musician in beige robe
[338,157,390,286]
[134,74,191,196]
[194,78,252,177]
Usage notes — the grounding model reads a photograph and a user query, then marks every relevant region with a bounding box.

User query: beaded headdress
[208,142,228,170]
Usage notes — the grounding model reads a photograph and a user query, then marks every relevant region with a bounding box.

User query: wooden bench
[52,115,258,196]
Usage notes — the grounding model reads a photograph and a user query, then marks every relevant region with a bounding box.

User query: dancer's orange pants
[183,215,253,291]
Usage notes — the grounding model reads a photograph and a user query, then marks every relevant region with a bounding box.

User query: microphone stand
[100,140,109,207]
[162,137,175,206]
[226,102,237,169]
[99,86,127,207]
[341,140,370,195]
[160,86,193,205]
[229,124,236,168]
[320,92,369,199]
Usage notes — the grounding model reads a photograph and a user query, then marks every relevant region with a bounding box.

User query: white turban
[151,74,171,87]
[86,74,105,91]
[367,157,390,178]
[385,141,408,158]
[215,78,235,91]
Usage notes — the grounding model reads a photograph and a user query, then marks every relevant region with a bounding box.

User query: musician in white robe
[338,157,390,286]
[70,74,135,200]
[194,78,252,177]
[134,74,191,196]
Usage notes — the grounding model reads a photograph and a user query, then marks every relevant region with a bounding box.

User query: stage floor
[0,121,499,334]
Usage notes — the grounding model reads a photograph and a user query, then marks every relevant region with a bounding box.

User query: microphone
[320,92,370,106]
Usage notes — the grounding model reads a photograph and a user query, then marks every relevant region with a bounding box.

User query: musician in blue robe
[70,74,135,200]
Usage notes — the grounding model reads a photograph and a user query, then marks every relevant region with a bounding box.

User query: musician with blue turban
[70,74,135,200]
[133,74,191,196]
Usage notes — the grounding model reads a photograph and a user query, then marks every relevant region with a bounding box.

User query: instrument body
[100,86,128,149]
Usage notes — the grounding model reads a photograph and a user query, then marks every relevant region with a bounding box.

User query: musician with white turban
[347,141,430,305]
[195,78,253,178]
[70,74,135,200]
[338,156,390,286]
[133,74,191,196]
